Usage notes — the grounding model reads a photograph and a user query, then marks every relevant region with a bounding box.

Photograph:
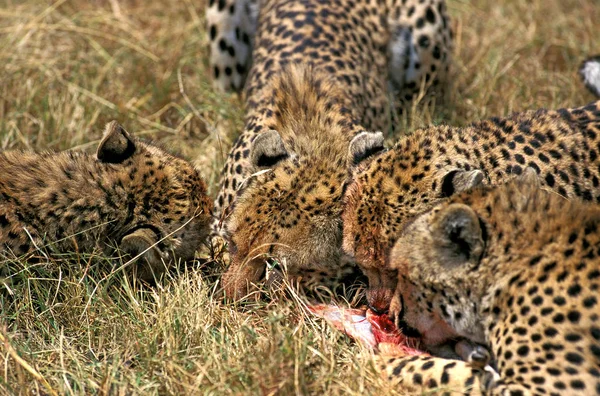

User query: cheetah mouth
[308,304,425,355]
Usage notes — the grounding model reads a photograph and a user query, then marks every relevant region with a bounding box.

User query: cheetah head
[97,121,212,281]
[221,129,384,300]
[388,169,541,348]
[342,138,485,313]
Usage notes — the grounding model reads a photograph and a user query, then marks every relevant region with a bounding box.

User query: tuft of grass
[0,0,598,394]
[1,255,393,394]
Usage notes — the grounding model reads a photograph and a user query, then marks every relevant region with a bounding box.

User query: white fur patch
[207,0,260,92]
[580,57,600,97]
[388,26,420,91]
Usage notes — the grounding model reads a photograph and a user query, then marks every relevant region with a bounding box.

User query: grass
[0,0,598,394]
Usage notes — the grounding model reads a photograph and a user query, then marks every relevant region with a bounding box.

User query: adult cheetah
[343,98,600,313]
[206,0,453,299]
[207,0,452,99]
[378,170,600,395]
[0,122,213,281]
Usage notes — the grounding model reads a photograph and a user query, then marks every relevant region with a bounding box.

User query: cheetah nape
[0,121,213,281]
[378,170,600,395]
[343,99,600,313]
[207,0,453,300]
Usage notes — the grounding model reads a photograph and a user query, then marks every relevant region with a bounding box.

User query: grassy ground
[0,0,598,394]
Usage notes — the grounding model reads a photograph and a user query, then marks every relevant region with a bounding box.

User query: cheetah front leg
[379,344,536,395]
[379,354,488,395]
[206,0,260,92]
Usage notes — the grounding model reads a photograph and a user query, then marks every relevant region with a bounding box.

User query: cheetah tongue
[308,304,424,355]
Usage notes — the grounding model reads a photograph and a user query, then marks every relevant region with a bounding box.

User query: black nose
[367,301,388,315]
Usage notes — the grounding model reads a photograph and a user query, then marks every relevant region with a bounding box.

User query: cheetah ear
[441,169,485,197]
[516,167,540,187]
[348,131,385,166]
[431,203,485,267]
[119,228,165,281]
[97,121,136,164]
[512,167,541,210]
[251,130,289,168]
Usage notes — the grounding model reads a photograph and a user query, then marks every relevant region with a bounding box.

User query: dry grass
[0,0,598,394]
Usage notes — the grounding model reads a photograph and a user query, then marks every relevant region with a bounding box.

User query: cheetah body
[207,0,453,298]
[0,122,213,280]
[381,173,600,395]
[343,100,600,311]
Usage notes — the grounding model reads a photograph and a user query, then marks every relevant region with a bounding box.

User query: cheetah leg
[379,354,487,395]
[425,339,491,369]
[206,0,260,92]
[455,340,493,370]
[487,383,534,395]
[386,0,453,107]
[381,354,531,395]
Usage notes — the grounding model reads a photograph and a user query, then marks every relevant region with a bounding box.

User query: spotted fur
[207,0,452,98]
[343,100,600,312]
[0,122,213,280]
[381,171,600,394]
[209,0,453,300]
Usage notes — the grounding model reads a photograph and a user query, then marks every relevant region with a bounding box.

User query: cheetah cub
[0,121,213,280]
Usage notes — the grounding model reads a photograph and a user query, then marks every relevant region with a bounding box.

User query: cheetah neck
[475,191,600,345]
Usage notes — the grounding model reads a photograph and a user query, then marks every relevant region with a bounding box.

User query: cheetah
[207,0,453,300]
[343,99,600,313]
[0,121,213,281]
[207,0,452,99]
[377,169,600,395]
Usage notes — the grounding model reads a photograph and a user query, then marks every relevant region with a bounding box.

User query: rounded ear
[251,130,289,168]
[516,166,540,187]
[431,203,484,267]
[511,167,541,210]
[120,228,165,280]
[441,169,485,197]
[348,131,385,166]
[97,121,136,164]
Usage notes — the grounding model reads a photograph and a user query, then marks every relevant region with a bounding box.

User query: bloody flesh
[308,304,424,355]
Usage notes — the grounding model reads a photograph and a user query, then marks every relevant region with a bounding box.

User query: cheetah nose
[366,288,393,315]
[367,300,389,315]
